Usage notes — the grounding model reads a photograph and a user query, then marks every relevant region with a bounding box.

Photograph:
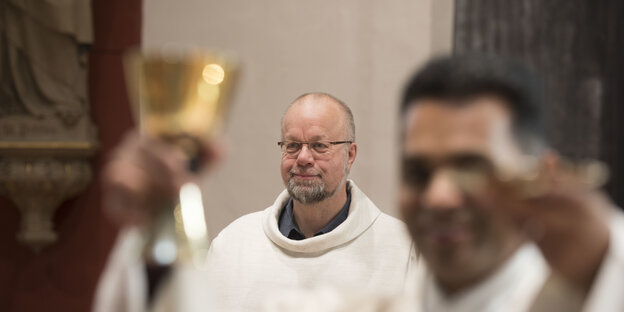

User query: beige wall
[143,0,453,235]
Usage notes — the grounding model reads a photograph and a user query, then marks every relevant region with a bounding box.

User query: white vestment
[207,180,416,311]
[413,244,548,312]
[93,180,415,312]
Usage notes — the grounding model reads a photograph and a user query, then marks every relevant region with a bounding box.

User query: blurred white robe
[91,228,217,312]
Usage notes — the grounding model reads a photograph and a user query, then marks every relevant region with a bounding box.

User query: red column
[0,0,142,310]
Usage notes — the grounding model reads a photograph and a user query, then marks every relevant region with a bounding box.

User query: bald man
[205,93,414,311]
[94,93,415,312]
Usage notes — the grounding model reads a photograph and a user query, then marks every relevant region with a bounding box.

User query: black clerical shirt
[278,189,351,240]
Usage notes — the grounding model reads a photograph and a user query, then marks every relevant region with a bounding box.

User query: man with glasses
[206,92,414,311]
[95,92,415,312]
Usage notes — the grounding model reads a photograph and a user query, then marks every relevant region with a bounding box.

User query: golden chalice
[124,48,239,267]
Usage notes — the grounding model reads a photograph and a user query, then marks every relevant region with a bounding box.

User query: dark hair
[401,54,545,149]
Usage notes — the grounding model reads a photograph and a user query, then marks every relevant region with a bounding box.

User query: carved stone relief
[0,0,97,252]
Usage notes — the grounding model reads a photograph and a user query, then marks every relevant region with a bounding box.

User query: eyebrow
[402,152,491,167]
[401,156,432,170]
[283,135,329,141]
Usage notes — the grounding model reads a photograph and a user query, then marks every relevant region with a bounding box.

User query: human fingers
[102,131,189,225]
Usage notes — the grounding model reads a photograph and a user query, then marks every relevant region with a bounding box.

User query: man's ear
[347,143,357,167]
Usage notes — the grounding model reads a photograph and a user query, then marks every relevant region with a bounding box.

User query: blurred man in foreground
[94,92,415,312]
[398,54,623,311]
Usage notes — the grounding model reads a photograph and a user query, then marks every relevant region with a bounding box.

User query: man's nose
[295,144,314,166]
[422,169,463,210]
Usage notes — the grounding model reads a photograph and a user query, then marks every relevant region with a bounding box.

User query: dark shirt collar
[278,188,352,240]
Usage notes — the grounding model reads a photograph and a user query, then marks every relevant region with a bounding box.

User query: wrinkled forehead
[281,100,346,139]
[402,97,517,160]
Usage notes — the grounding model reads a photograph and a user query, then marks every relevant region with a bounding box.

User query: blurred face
[400,96,525,293]
[281,99,356,204]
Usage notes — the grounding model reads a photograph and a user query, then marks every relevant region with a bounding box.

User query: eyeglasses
[277,140,353,157]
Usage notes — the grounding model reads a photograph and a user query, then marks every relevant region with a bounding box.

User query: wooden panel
[454,0,624,206]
